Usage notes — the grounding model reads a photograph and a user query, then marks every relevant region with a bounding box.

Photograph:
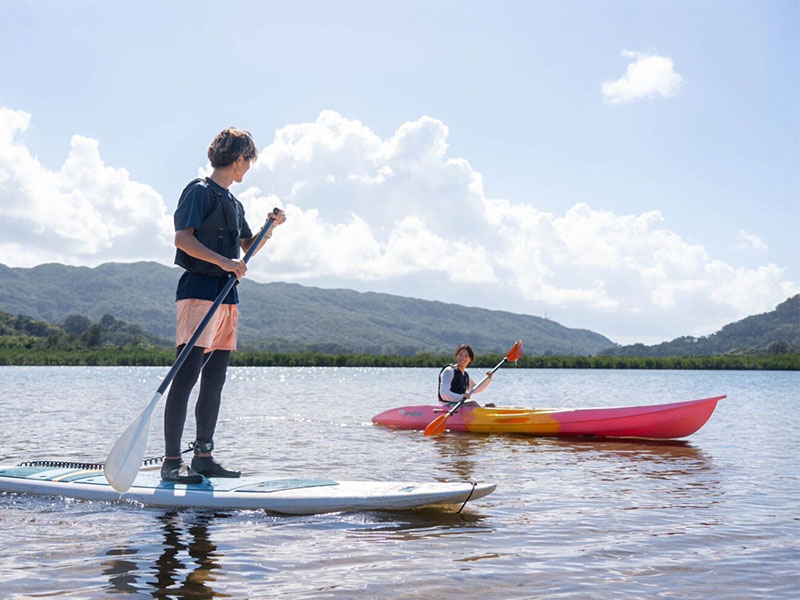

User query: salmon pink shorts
[176,299,238,352]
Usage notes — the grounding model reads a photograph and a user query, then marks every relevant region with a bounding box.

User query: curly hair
[207,127,258,168]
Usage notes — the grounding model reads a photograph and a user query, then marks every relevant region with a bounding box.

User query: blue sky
[0,0,797,344]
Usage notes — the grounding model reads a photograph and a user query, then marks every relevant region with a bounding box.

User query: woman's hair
[454,344,474,364]
[208,127,258,168]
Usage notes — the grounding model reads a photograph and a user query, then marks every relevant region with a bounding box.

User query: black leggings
[163,345,231,457]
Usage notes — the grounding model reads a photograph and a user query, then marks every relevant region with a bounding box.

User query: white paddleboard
[0,466,495,515]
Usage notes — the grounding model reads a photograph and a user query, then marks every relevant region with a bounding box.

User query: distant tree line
[0,308,797,369]
[0,346,797,370]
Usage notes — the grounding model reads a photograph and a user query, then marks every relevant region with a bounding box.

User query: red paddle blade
[424,414,448,436]
[507,339,523,362]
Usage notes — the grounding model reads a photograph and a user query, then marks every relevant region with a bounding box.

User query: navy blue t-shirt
[174,178,253,304]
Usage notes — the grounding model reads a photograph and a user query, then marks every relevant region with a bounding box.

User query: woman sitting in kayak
[438,344,495,407]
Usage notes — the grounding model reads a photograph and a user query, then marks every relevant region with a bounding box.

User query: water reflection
[102,547,139,595]
[464,432,713,465]
[524,436,724,511]
[347,507,491,542]
[429,432,723,511]
[151,511,226,599]
[430,435,496,481]
[543,438,717,479]
[431,431,715,473]
[103,511,227,599]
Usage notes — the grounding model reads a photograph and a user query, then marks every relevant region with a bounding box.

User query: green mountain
[600,295,800,357]
[0,261,614,356]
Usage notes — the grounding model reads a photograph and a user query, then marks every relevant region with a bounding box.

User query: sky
[0,0,797,345]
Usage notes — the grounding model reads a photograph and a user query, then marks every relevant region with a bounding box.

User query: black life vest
[174,178,243,277]
[438,364,470,402]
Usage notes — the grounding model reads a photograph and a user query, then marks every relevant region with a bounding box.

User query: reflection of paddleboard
[0,466,495,514]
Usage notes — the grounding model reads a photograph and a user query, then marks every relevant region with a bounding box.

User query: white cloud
[0,104,173,267]
[602,50,684,104]
[1,104,796,343]
[736,229,768,250]
[236,111,798,341]
[706,261,796,315]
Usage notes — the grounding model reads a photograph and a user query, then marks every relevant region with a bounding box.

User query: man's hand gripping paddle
[424,339,523,436]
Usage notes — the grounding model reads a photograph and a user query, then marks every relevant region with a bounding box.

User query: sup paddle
[104,208,281,492]
[424,339,523,436]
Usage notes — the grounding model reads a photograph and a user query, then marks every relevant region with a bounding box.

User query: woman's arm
[467,372,493,396]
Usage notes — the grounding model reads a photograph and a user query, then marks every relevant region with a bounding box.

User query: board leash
[18,445,196,471]
[457,481,477,513]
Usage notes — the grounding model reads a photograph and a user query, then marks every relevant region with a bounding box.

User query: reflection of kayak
[372,395,725,439]
[0,466,495,514]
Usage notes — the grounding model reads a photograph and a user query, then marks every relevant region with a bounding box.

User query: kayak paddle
[424,339,523,436]
[104,208,281,492]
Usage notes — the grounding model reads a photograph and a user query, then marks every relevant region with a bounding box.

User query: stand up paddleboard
[0,465,495,515]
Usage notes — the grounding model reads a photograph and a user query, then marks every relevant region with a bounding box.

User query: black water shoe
[161,459,204,484]
[191,455,241,478]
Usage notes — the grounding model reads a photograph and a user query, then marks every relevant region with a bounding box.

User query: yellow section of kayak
[464,407,561,434]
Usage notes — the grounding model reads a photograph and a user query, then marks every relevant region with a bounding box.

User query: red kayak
[372,395,725,439]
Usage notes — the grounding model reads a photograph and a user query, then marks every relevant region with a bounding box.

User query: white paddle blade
[104,392,162,492]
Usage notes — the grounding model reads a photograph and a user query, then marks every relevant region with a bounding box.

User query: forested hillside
[0,262,614,355]
[600,295,799,356]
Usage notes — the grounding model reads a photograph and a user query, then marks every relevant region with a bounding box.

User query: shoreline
[1,348,797,370]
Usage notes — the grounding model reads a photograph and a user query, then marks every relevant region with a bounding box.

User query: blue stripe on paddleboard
[0,467,104,482]
[235,479,339,493]
[0,467,53,479]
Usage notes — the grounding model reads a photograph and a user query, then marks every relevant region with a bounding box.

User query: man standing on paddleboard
[162,127,285,484]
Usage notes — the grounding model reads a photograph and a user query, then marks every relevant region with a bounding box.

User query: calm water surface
[0,367,798,598]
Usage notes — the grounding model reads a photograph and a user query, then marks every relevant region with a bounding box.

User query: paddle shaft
[155,210,278,396]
